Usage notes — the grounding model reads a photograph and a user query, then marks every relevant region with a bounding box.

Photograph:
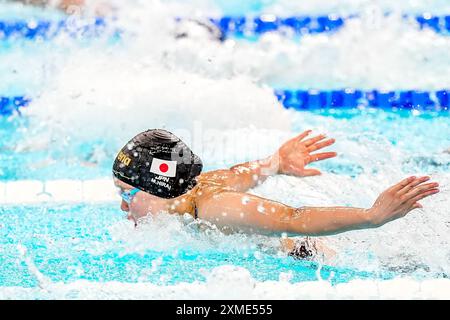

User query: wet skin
[114,130,440,236]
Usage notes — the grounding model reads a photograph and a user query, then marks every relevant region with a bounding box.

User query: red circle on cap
[159,163,169,173]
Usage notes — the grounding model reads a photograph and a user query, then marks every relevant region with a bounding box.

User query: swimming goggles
[120,187,140,204]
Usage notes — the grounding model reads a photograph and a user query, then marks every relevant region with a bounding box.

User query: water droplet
[241,196,250,205]
[257,204,266,214]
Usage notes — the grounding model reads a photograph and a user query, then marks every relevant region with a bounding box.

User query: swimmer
[13,1,222,40]
[174,18,224,42]
[11,0,84,11]
[113,129,440,258]
[11,0,111,16]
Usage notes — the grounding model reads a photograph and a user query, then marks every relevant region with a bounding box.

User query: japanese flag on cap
[150,158,177,177]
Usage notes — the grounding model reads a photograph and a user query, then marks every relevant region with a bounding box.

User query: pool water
[1,204,385,288]
[0,0,449,299]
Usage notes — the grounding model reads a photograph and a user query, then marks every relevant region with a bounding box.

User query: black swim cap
[112,129,203,199]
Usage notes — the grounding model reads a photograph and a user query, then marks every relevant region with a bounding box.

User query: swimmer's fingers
[294,130,312,142]
[388,176,416,193]
[412,202,423,209]
[308,152,337,163]
[302,134,327,147]
[404,189,439,211]
[403,183,439,203]
[302,168,321,176]
[397,176,430,196]
[307,138,336,152]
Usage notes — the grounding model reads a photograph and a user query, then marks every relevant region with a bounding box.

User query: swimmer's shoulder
[196,169,234,185]
[190,171,235,205]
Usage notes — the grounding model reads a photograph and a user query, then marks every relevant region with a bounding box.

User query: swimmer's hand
[275,130,337,177]
[368,176,439,227]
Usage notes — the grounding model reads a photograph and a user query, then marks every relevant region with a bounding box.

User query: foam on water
[1,267,450,299]
[262,0,450,16]
[166,13,450,89]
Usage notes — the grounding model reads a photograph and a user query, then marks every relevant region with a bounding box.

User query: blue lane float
[209,14,450,38]
[275,89,449,110]
[0,17,109,40]
[0,96,31,115]
[209,15,346,37]
[1,13,449,41]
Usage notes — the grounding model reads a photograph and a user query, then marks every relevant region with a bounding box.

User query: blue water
[0,204,387,287]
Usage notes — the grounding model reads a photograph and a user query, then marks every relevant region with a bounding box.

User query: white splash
[1,265,450,299]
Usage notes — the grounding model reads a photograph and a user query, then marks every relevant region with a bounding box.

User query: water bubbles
[278,271,293,282]
[253,251,262,260]
[27,20,38,29]
[241,196,250,205]
[257,204,266,214]
[151,257,163,272]
[412,109,421,116]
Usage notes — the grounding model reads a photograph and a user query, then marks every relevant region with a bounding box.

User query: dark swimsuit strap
[194,204,198,219]
[191,185,200,220]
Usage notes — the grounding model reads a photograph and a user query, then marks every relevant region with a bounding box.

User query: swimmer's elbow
[284,207,324,236]
[271,207,311,236]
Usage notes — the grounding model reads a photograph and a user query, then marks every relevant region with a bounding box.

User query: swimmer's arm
[200,130,336,193]
[197,190,371,235]
[198,176,439,236]
[201,155,279,192]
